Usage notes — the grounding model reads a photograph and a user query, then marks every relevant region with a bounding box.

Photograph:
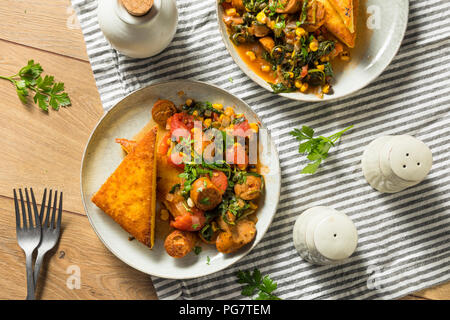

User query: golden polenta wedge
[320,0,357,48]
[92,126,158,248]
[328,0,356,33]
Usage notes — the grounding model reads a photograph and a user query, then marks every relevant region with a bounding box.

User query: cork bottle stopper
[120,0,154,17]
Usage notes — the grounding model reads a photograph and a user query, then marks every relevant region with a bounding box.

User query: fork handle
[33,250,46,288]
[25,253,36,300]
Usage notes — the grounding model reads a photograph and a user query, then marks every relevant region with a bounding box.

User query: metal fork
[14,188,42,300]
[33,189,63,288]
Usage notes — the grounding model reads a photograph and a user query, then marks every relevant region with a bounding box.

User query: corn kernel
[295,80,302,88]
[192,110,198,116]
[224,107,234,117]
[269,20,276,29]
[261,65,270,72]
[322,84,330,94]
[300,83,309,93]
[212,103,223,110]
[160,209,169,221]
[204,118,212,127]
[249,123,259,133]
[295,27,307,37]
[249,202,258,210]
[320,56,330,62]
[340,51,350,61]
[288,72,294,78]
[225,8,236,16]
[185,99,193,106]
[317,64,325,71]
[211,221,218,232]
[309,40,319,52]
[245,51,256,62]
[256,11,267,24]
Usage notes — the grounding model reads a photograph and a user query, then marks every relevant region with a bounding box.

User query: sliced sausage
[152,99,177,127]
[190,177,223,211]
[304,1,326,32]
[259,36,275,53]
[275,0,302,14]
[249,24,271,37]
[234,175,263,200]
[164,230,197,258]
[216,219,257,253]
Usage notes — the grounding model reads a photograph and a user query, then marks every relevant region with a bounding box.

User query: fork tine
[50,191,58,229]
[29,188,40,228]
[56,192,63,231]
[39,188,47,224]
[43,189,52,227]
[24,188,34,228]
[13,189,21,229]
[18,189,27,229]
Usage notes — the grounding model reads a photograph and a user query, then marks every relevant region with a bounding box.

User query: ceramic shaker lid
[387,135,432,182]
[313,213,358,261]
[121,0,154,16]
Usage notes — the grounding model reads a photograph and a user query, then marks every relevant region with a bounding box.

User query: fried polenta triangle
[320,0,357,48]
[329,0,355,33]
[92,126,158,248]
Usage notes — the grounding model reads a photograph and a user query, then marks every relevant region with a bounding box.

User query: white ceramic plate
[80,80,281,279]
[216,0,409,101]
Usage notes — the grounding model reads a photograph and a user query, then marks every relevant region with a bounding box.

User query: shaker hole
[406,153,409,157]
[403,165,406,168]
[417,162,421,166]
[333,234,337,237]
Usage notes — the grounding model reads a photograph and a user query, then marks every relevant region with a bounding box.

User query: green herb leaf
[0,60,71,111]
[236,268,281,300]
[290,125,354,174]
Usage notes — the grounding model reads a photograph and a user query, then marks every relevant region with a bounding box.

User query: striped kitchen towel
[71,0,450,299]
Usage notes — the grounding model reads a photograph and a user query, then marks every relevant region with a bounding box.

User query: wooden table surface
[0,0,448,300]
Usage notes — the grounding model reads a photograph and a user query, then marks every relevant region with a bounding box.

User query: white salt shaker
[362,135,432,193]
[293,207,358,265]
[97,0,178,58]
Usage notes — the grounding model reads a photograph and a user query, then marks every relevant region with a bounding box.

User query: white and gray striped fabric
[71,0,450,299]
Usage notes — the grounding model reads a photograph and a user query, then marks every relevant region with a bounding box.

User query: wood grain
[0,39,103,214]
[0,196,157,300]
[0,0,88,61]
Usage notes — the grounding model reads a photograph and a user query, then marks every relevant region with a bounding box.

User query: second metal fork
[33,189,63,288]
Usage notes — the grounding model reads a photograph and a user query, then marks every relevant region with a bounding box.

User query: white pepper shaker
[362,135,432,193]
[97,0,178,58]
[293,206,358,265]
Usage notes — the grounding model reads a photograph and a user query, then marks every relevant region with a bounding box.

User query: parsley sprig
[290,125,354,174]
[237,269,281,300]
[0,60,71,111]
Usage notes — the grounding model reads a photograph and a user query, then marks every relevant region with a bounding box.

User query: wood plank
[400,295,429,300]
[0,0,89,61]
[412,282,450,300]
[0,39,104,214]
[0,196,157,299]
